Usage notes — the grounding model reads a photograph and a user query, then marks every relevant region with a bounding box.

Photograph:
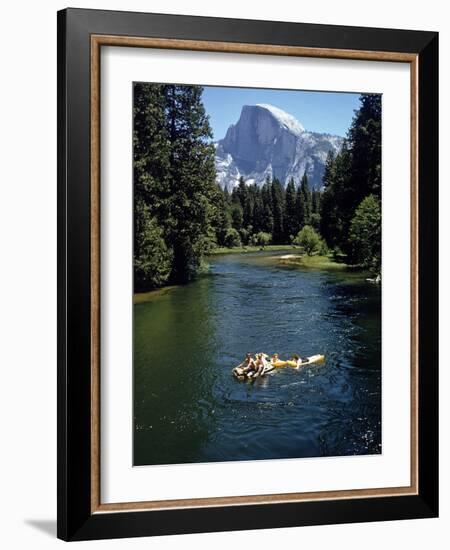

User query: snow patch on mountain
[256,103,305,135]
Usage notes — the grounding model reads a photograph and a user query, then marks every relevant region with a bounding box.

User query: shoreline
[134,251,353,303]
[276,253,349,270]
[134,285,179,304]
[207,244,295,256]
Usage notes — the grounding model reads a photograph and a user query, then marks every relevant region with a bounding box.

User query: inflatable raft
[233,354,325,381]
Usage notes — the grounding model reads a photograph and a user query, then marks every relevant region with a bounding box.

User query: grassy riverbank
[276,253,349,270]
[208,244,295,256]
[134,285,179,305]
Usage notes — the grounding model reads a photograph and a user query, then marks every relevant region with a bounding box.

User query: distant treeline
[134,84,381,292]
[214,173,322,250]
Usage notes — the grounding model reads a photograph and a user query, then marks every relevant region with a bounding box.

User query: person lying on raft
[291,354,308,369]
[270,353,280,365]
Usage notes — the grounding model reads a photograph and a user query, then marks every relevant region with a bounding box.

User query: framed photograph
[57,8,438,541]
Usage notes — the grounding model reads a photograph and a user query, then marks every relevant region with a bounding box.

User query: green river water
[134,251,381,466]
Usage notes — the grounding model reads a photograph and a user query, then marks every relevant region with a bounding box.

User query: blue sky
[202,86,361,141]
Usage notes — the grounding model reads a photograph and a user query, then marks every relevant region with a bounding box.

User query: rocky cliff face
[215,104,343,190]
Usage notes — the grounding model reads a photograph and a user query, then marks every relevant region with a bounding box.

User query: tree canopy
[133,83,217,290]
[320,93,381,272]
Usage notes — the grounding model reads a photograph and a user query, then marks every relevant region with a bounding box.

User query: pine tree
[133,83,170,206]
[271,178,285,244]
[211,184,232,246]
[311,189,321,215]
[318,93,381,260]
[309,189,321,231]
[296,172,311,230]
[231,186,241,205]
[322,150,336,189]
[261,178,273,211]
[348,94,381,201]
[164,84,217,283]
[285,178,298,241]
[263,204,274,235]
[133,83,172,290]
[230,202,244,230]
[223,185,231,204]
[252,187,264,234]
[321,142,351,250]
[243,183,255,229]
[261,179,274,234]
[134,200,173,290]
[348,194,381,272]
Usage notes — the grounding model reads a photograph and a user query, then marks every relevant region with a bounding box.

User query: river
[134,251,381,466]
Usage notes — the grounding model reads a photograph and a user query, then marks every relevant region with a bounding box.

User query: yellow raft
[272,355,325,368]
[233,354,325,380]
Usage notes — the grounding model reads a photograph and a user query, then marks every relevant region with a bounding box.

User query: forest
[133,83,381,292]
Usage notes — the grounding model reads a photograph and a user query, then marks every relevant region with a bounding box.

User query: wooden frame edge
[91,34,417,62]
[91,34,101,513]
[89,34,419,515]
[94,485,417,514]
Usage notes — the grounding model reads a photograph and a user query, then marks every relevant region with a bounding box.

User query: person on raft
[251,353,269,377]
[270,353,280,365]
[238,352,268,378]
[236,353,256,374]
[291,354,307,369]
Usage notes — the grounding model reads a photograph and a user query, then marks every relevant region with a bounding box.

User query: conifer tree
[348,194,381,272]
[134,202,173,290]
[320,142,351,250]
[311,189,321,215]
[262,204,274,235]
[320,93,381,259]
[211,185,232,246]
[164,85,217,282]
[348,94,381,201]
[243,183,255,228]
[230,202,244,230]
[252,187,264,234]
[271,178,285,244]
[296,172,311,230]
[261,179,274,234]
[284,178,298,240]
[133,83,172,290]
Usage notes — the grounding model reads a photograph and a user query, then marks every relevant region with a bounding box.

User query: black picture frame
[57,7,438,541]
